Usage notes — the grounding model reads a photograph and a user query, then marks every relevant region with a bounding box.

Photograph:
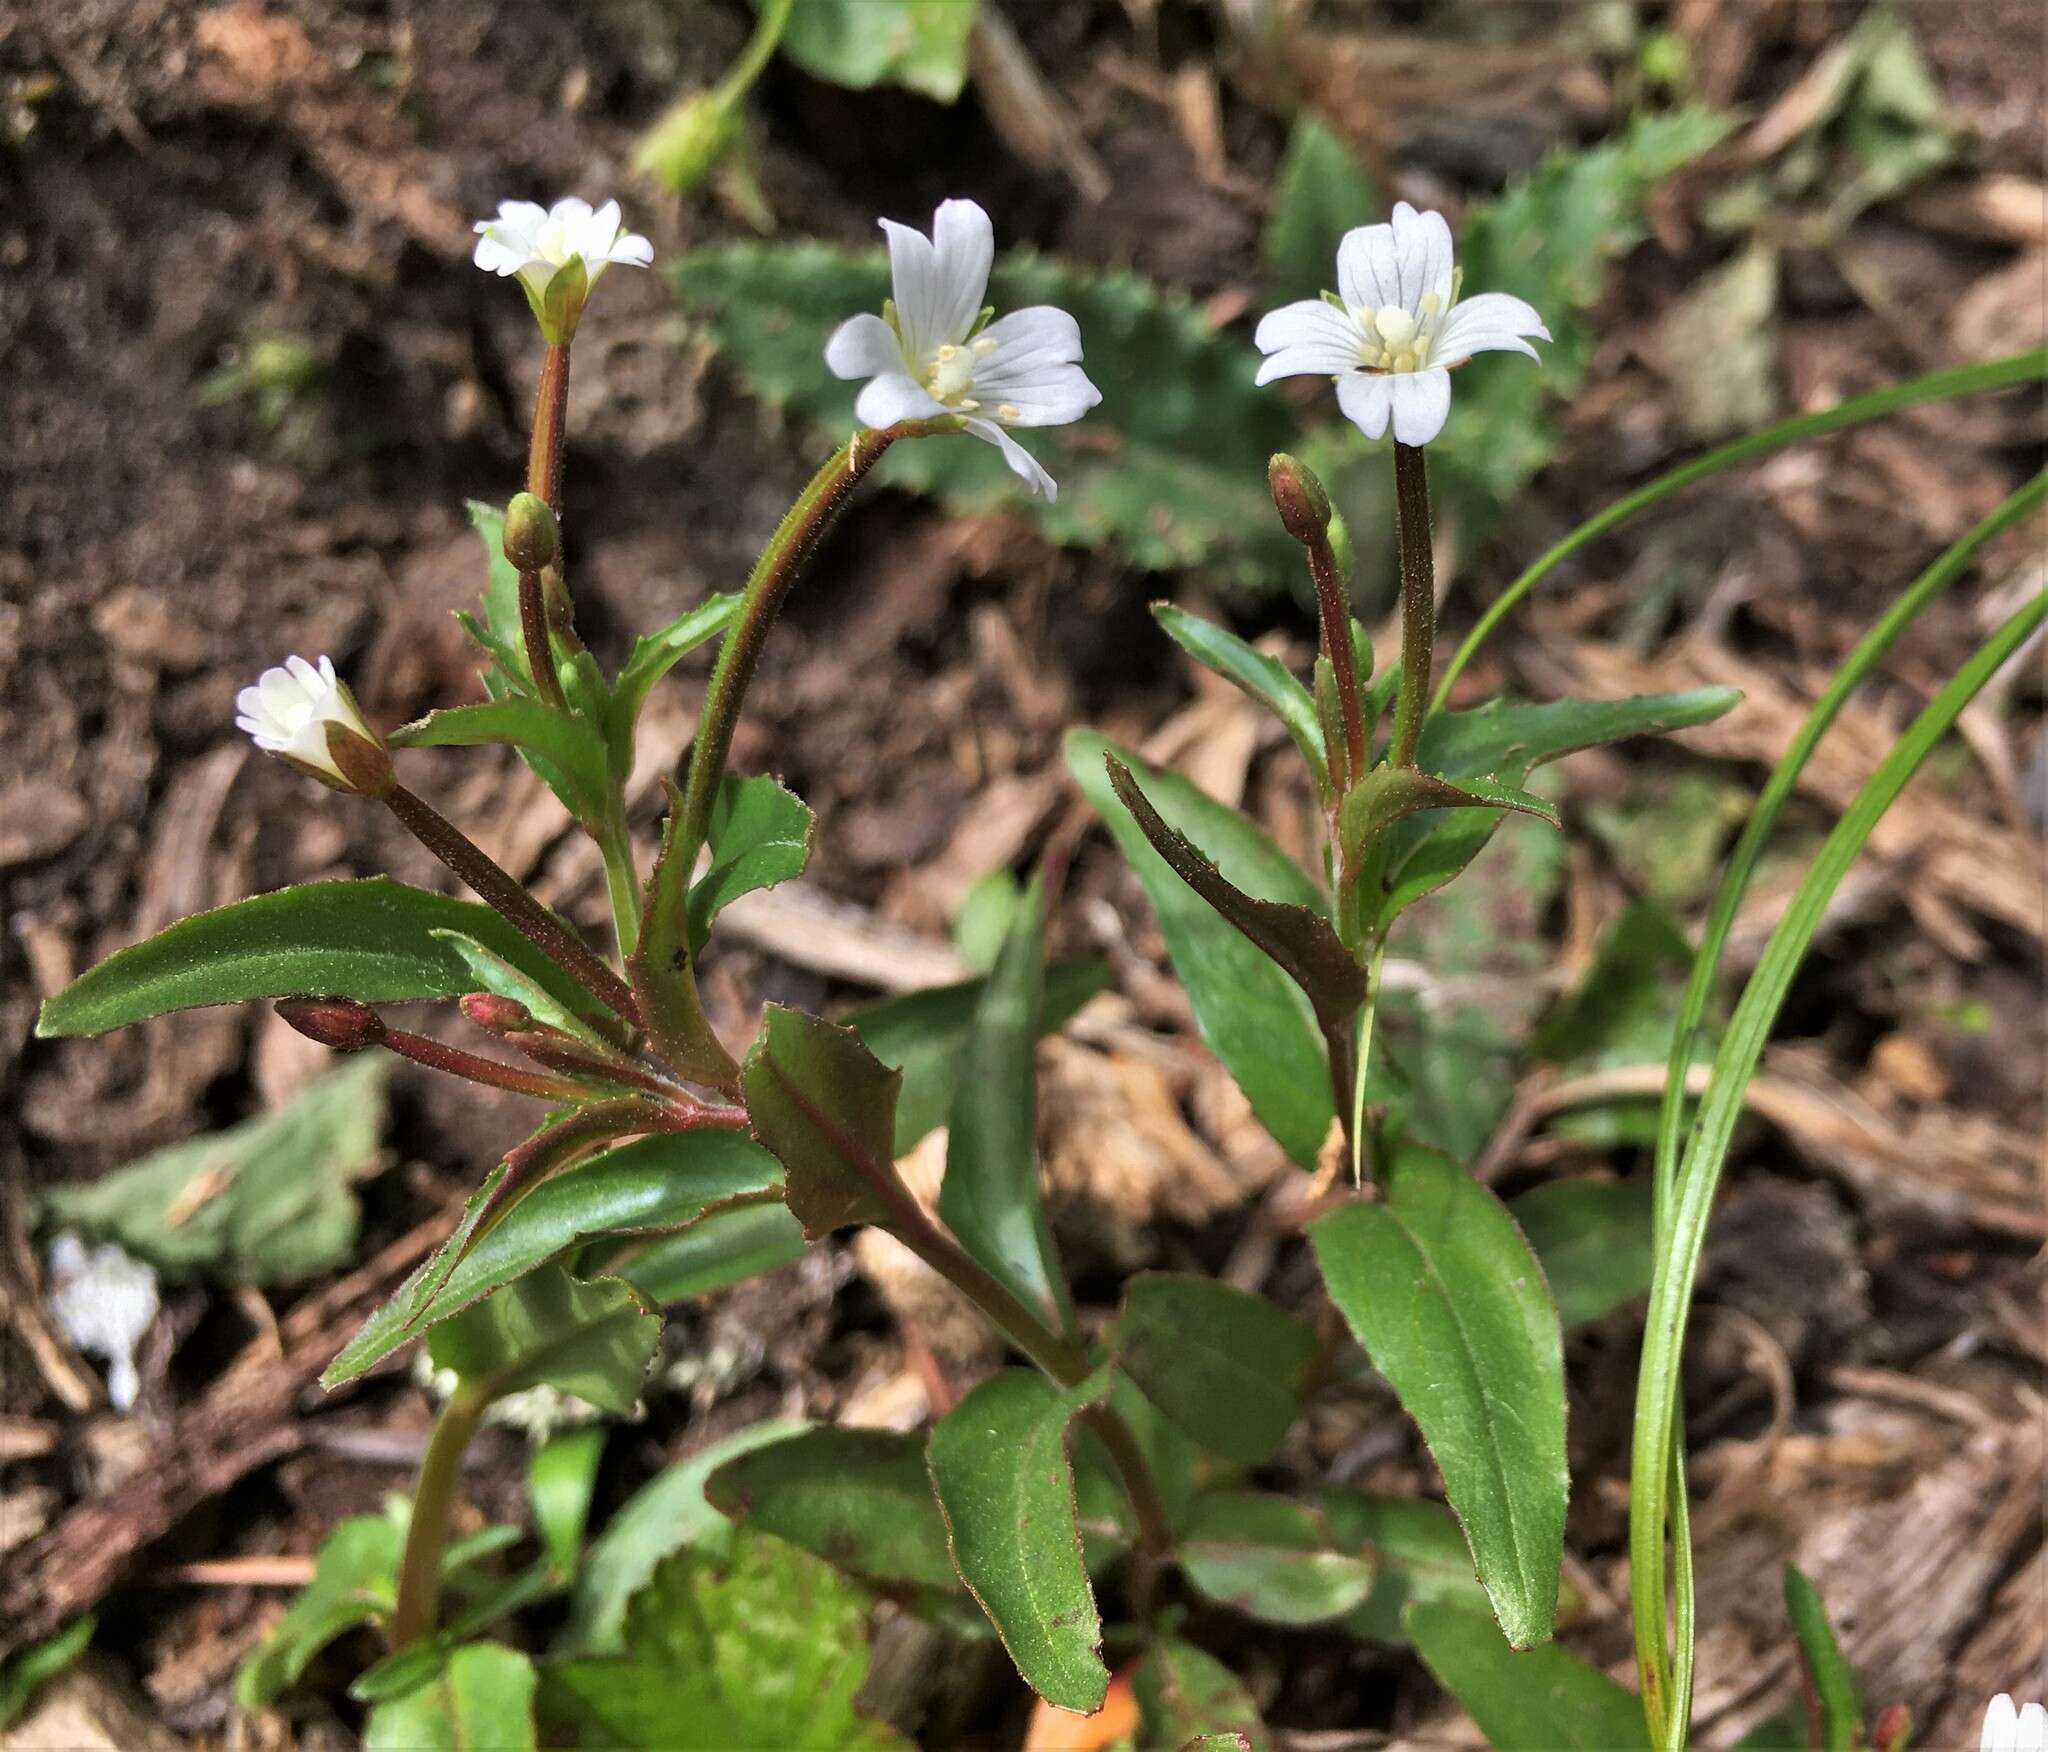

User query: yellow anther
[996,402,1020,420]
[972,337,997,356]
[1420,290,1442,317]
[958,398,980,411]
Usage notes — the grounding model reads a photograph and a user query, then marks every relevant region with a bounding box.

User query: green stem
[597,798,642,961]
[388,1382,491,1649]
[1434,349,2047,711]
[674,419,954,877]
[1347,937,1387,1185]
[715,0,796,102]
[884,1193,1175,1558]
[1388,442,1435,767]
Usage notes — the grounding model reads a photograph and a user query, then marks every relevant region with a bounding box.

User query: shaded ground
[2,0,2043,1745]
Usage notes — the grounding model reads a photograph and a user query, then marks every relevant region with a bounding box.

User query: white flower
[236,654,388,794]
[1983,1695,2048,1752]
[824,198,1101,501]
[472,196,653,334]
[1254,201,1550,448]
[46,1233,159,1414]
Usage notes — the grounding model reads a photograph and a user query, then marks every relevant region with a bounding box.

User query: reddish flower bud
[276,997,386,1051]
[460,991,534,1033]
[1268,452,1333,546]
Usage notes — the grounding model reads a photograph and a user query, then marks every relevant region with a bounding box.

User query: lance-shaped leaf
[389,698,611,825]
[36,878,609,1039]
[1108,1273,1316,1466]
[1310,1148,1567,1649]
[1177,1491,1376,1626]
[938,877,1073,1335]
[1783,1565,1863,1752]
[609,592,742,767]
[687,774,815,953]
[925,1369,1110,1714]
[608,1201,807,1305]
[1404,1602,1647,1751]
[1368,688,1743,928]
[1131,1637,1271,1752]
[323,1131,782,1387]
[1108,754,1365,1037]
[426,929,610,1050]
[743,1004,908,1239]
[1067,732,1333,1167]
[706,1426,958,1592]
[1153,603,1327,795]
[427,1263,660,1413]
[1339,767,1560,934]
[630,786,742,1088]
[849,960,1109,1154]
[1511,1176,1655,1330]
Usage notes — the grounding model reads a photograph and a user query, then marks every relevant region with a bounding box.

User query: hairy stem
[386,784,637,1024]
[528,342,571,510]
[1388,442,1435,768]
[388,1382,491,1649]
[1305,531,1367,786]
[597,801,641,961]
[674,419,955,876]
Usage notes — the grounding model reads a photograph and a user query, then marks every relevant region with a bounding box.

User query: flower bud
[235,655,392,798]
[632,90,743,194]
[1268,453,1332,545]
[502,493,559,573]
[276,997,386,1051]
[460,992,534,1033]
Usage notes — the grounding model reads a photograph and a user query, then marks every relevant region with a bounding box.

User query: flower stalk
[1388,441,1436,769]
[387,1380,491,1650]
[383,783,638,1025]
[672,417,954,875]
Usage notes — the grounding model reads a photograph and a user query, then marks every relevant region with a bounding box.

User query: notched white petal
[825,312,906,381]
[1335,372,1394,441]
[1388,367,1452,446]
[855,372,948,429]
[965,417,1058,501]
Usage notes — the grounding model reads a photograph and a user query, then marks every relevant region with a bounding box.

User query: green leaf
[766,0,979,102]
[428,1264,660,1413]
[1372,688,1742,928]
[610,1200,808,1305]
[1314,1489,1491,1644]
[742,1004,907,1239]
[0,1617,96,1731]
[1132,1637,1270,1752]
[1109,1273,1316,1466]
[1262,113,1381,304]
[610,593,742,767]
[1108,754,1366,1039]
[938,877,1072,1334]
[925,1368,1109,1713]
[1067,731,1333,1167]
[689,774,815,953]
[675,245,1299,588]
[390,698,611,824]
[544,1531,907,1748]
[1310,1147,1568,1648]
[1177,1491,1375,1626]
[1784,1565,1863,1752]
[530,1427,607,1578]
[36,877,610,1038]
[1153,603,1327,795]
[563,1419,807,1655]
[427,928,612,1051]
[324,1130,781,1386]
[362,1643,537,1752]
[460,499,527,684]
[237,1515,404,1707]
[38,1057,384,1286]
[1511,1177,1656,1330]
[707,1426,957,1591]
[630,792,741,1088]
[848,959,1110,1154]
[1404,1601,1647,1751]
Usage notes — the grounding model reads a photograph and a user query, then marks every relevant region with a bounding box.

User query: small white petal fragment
[823,198,1099,500]
[235,653,382,791]
[1256,201,1549,449]
[2018,1703,2048,1752]
[46,1233,160,1413]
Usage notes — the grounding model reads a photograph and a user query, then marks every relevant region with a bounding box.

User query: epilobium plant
[38,175,2039,1746]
